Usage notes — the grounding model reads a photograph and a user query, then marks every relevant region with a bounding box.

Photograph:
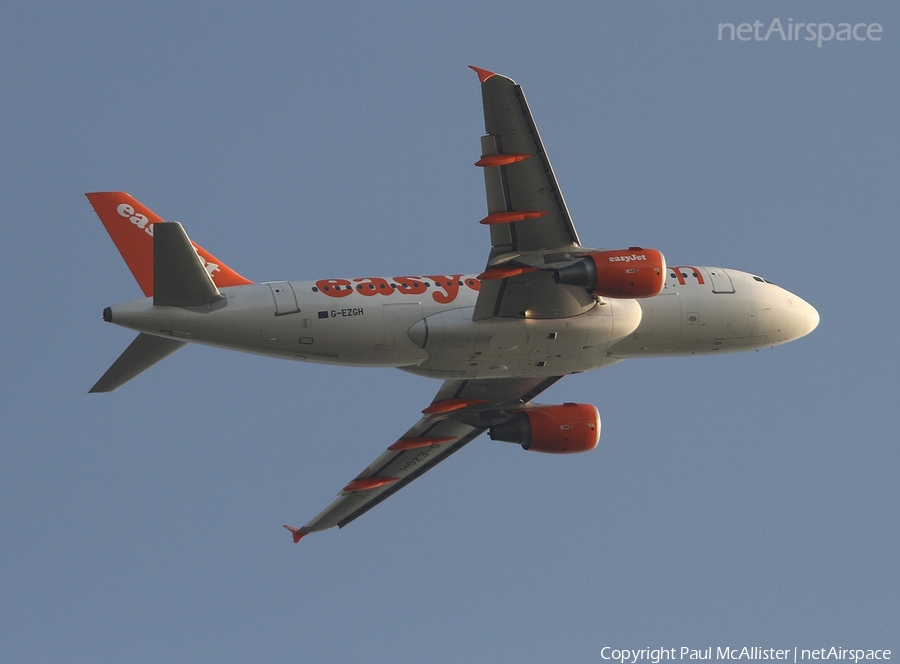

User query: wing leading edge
[284,376,562,541]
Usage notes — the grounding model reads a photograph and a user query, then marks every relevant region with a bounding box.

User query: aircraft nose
[805,301,820,335]
[784,294,819,341]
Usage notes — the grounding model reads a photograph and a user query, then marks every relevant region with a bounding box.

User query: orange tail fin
[86,192,253,296]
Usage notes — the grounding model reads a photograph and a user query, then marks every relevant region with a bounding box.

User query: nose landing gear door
[267,282,300,315]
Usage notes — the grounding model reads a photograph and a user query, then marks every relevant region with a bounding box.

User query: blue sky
[1,2,897,661]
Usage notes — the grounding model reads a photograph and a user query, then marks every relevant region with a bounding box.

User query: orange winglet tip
[422,398,488,415]
[468,65,497,83]
[283,525,308,543]
[388,436,455,451]
[479,210,548,225]
[475,153,531,167]
[477,266,538,281]
[343,477,401,493]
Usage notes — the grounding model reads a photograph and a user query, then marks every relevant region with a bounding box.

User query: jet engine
[554,248,666,298]
[489,403,601,454]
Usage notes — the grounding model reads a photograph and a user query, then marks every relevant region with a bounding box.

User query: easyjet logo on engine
[608,254,647,263]
[314,275,481,305]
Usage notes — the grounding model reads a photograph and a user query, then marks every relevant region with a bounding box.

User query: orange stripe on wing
[388,436,455,451]
[475,154,531,167]
[343,477,400,493]
[477,266,537,281]
[479,210,548,225]
[422,398,487,415]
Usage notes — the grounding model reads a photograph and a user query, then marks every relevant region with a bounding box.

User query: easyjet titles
[314,275,481,305]
[608,254,648,263]
[117,203,153,235]
[116,202,222,278]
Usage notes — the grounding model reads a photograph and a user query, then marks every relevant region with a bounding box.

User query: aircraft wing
[469,67,597,321]
[284,375,562,541]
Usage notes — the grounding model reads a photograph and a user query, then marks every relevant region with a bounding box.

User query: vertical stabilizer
[153,222,223,306]
[86,192,253,296]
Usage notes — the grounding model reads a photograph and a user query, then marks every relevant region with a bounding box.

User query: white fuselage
[105,265,819,380]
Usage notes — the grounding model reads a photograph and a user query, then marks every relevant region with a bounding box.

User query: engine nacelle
[554,248,666,298]
[489,403,601,454]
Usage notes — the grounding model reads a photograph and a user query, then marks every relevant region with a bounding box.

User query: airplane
[88,66,820,542]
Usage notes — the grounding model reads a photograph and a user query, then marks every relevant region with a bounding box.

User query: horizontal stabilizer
[154,222,223,307]
[89,333,186,393]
